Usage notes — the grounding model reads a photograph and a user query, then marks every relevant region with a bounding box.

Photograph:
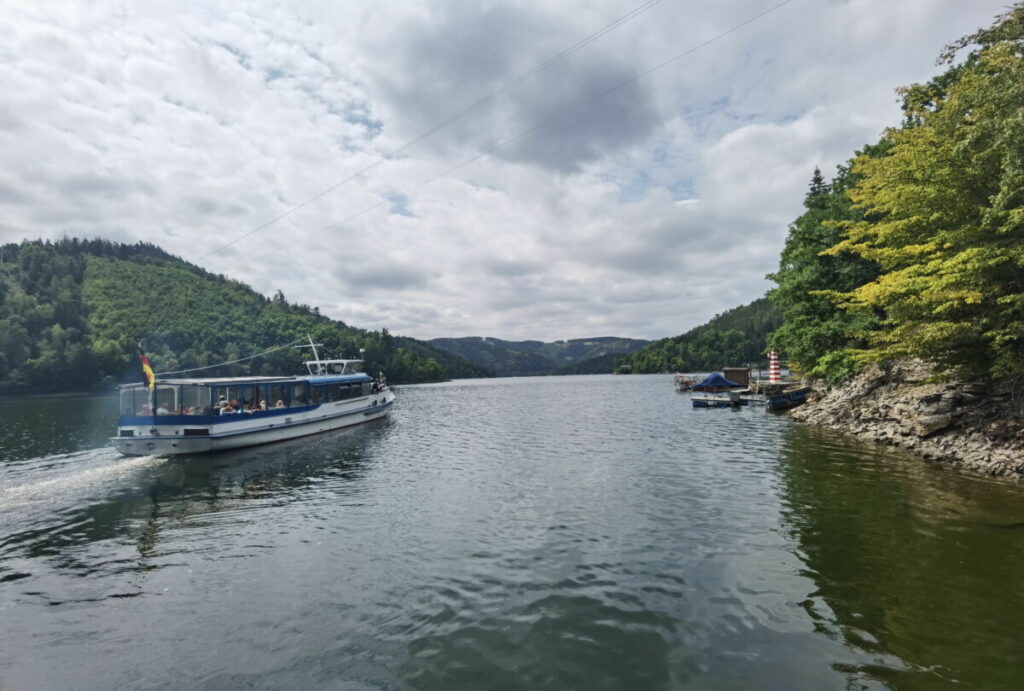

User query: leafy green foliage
[0,238,491,394]
[614,298,781,373]
[826,5,1024,378]
[766,159,882,381]
[769,4,1024,382]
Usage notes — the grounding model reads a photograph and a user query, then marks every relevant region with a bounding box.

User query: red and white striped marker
[768,351,781,383]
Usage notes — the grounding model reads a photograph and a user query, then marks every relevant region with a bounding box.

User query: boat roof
[119,373,371,388]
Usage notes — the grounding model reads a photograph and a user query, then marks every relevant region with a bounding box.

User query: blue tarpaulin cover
[691,372,742,391]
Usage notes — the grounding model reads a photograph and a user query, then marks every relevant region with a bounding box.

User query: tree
[805,166,829,208]
[767,161,881,380]
[825,5,1024,378]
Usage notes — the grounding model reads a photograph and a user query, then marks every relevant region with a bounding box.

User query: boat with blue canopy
[112,343,395,456]
[690,372,747,408]
[690,372,743,391]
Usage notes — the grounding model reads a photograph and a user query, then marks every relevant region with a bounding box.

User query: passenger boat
[112,349,395,456]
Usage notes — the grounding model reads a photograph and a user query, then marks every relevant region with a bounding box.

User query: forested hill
[427,336,649,377]
[614,298,781,373]
[0,238,493,394]
[767,5,1024,383]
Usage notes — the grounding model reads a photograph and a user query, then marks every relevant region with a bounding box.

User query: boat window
[330,363,346,374]
[222,386,242,413]
[290,382,308,407]
[180,386,212,415]
[213,387,227,412]
[341,384,356,400]
[121,387,150,416]
[252,384,268,412]
[348,361,364,374]
[361,382,372,396]
[269,384,287,409]
[154,386,177,415]
[310,386,322,405]
[239,386,257,412]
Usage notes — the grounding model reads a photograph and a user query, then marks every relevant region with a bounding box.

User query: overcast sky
[0,0,1008,341]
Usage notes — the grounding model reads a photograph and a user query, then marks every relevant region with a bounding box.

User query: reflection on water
[1,377,1023,690]
[777,425,1024,690]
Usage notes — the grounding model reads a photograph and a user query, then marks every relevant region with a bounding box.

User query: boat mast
[295,334,327,375]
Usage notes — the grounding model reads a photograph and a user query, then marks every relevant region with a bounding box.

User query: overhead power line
[0,260,86,304]
[155,337,307,376]
[247,0,795,263]
[193,0,665,262]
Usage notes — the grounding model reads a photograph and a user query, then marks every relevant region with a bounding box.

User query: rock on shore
[789,361,1024,480]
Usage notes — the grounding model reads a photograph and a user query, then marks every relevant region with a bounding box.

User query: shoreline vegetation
[763,6,1024,480]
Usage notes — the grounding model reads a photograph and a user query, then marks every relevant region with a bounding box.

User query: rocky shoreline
[789,361,1024,481]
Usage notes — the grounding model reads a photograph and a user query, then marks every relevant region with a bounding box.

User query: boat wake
[0,447,166,512]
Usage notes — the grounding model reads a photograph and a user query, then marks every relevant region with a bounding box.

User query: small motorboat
[692,391,748,408]
[765,387,812,411]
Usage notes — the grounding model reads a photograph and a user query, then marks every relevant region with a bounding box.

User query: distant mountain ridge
[427,336,650,377]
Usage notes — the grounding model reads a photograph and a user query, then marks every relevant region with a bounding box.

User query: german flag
[139,346,155,389]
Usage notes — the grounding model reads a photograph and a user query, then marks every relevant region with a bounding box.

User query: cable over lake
[1,375,1022,689]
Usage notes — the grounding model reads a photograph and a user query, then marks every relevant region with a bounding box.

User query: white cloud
[0,0,1010,341]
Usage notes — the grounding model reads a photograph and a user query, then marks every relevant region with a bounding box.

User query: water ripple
[2,376,1024,690]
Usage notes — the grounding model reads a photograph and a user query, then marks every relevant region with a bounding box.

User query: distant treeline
[0,238,492,395]
[767,5,1024,382]
[427,336,649,377]
[614,299,782,373]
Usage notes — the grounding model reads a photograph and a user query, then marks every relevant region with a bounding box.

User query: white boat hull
[111,390,395,456]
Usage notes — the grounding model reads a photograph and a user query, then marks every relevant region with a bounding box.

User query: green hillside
[552,351,629,375]
[614,298,781,373]
[0,238,492,394]
[428,336,649,377]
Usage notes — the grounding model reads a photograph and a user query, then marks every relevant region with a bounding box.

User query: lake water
[1,375,1022,690]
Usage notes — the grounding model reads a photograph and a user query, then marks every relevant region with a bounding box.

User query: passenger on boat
[274,400,285,409]
[137,403,152,415]
[156,404,170,415]
[259,400,268,411]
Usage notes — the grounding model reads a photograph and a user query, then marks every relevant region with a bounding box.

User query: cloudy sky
[0,0,1008,341]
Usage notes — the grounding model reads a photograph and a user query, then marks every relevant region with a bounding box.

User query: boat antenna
[295,334,326,374]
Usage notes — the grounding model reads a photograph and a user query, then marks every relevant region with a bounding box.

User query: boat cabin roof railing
[117,371,371,389]
[302,358,364,376]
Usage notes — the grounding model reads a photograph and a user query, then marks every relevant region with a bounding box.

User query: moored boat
[112,350,395,456]
[765,386,811,411]
[692,390,748,408]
